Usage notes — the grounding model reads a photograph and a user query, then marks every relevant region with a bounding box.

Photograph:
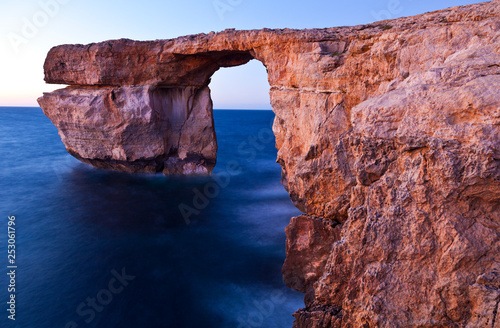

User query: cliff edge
[38,1,500,327]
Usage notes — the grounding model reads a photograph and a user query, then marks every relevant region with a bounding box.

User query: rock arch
[38,30,353,216]
[37,2,500,326]
[39,45,260,175]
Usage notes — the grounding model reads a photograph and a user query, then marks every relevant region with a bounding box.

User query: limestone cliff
[38,1,500,327]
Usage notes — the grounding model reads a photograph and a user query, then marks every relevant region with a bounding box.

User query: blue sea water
[0,107,304,328]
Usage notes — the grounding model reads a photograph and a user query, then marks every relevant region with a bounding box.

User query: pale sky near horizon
[0,0,485,109]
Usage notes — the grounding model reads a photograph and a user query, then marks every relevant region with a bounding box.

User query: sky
[0,0,486,109]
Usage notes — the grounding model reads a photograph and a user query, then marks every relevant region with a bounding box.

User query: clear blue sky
[0,0,485,108]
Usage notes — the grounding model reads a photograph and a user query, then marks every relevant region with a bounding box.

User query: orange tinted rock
[283,215,342,293]
[37,1,500,327]
[38,85,217,174]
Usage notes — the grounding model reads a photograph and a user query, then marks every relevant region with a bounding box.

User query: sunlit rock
[38,1,500,327]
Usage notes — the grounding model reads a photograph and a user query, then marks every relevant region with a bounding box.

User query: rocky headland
[38,1,500,327]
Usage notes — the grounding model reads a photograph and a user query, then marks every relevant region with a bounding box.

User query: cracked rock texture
[38,0,500,327]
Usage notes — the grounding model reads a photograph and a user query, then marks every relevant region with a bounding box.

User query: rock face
[39,85,217,174]
[38,1,500,327]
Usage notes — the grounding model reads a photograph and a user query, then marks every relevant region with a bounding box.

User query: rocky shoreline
[38,1,500,326]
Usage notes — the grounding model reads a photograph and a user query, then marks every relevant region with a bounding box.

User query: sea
[0,107,304,328]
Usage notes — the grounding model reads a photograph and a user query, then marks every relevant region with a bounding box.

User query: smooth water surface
[0,107,304,328]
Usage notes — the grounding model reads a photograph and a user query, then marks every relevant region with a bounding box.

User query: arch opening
[37,44,279,179]
[147,53,274,176]
[209,59,271,110]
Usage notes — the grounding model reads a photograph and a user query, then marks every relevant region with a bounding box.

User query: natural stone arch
[37,3,500,326]
[40,45,261,175]
[38,31,353,217]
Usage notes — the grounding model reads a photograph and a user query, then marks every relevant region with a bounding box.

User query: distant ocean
[0,107,303,328]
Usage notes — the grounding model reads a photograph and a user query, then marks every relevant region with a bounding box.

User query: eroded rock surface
[39,85,217,174]
[38,1,500,327]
